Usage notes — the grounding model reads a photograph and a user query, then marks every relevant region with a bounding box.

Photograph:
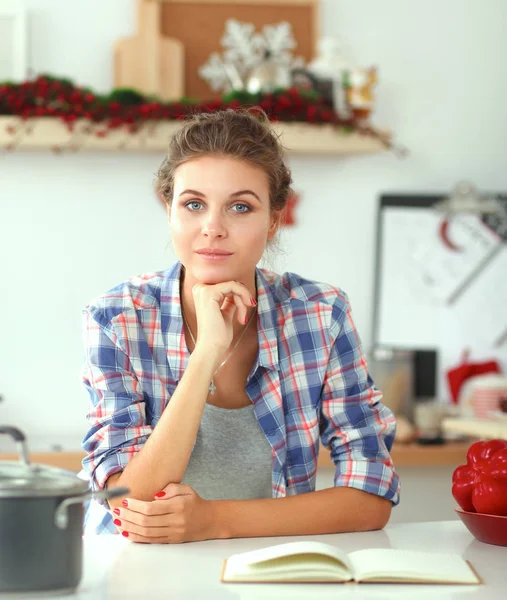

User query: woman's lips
[195,251,233,261]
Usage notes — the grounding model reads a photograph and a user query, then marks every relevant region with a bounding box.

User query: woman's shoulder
[259,267,349,312]
[83,267,174,322]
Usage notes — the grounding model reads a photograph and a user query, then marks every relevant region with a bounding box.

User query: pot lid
[0,461,89,498]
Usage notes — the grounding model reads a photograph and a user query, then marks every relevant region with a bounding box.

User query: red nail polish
[113,518,122,526]
[122,499,129,507]
[250,297,257,306]
[113,508,120,516]
[122,530,129,538]
[154,491,166,498]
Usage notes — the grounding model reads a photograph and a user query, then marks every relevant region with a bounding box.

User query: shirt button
[266,428,276,436]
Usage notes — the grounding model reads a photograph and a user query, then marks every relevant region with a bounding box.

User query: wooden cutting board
[114,0,184,101]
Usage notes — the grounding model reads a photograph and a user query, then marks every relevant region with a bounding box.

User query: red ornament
[446,350,502,404]
[280,190,300,226]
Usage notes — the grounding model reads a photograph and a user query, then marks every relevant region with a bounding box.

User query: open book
[220,541,482,585]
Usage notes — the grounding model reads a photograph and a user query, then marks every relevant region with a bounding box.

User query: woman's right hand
[191,281,256,360]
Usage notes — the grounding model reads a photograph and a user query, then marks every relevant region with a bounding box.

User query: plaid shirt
[81,261,400,534]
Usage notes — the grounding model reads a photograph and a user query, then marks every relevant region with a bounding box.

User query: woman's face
[169,155,279,285]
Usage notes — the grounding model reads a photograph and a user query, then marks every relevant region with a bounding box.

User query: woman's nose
[201,211,227,238]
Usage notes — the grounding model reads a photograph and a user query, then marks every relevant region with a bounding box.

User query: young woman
[81,108,400,542]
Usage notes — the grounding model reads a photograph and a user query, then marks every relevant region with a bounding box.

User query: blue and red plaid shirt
[81,261,400,533]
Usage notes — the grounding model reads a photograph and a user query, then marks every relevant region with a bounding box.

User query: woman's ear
[267,210,282,240]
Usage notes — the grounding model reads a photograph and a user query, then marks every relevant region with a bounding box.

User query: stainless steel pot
[0,426,128,594]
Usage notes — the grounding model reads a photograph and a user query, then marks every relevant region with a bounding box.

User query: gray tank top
[181,402,273,500]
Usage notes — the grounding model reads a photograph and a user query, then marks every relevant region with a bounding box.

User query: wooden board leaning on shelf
[0,116,390,155]
[0,442,470,473]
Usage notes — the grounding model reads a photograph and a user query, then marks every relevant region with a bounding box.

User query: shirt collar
[254,266,280,371]
[160,260,184,320]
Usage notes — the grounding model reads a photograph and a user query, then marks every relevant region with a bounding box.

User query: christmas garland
[0,74,391,149]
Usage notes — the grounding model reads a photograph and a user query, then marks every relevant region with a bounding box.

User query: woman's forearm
[108,350,217,505]
[211,487,392,539]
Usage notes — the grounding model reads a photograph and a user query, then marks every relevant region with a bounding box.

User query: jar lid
[0,461,88,498]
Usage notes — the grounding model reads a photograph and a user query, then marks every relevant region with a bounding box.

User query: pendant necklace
[182,307,257,395]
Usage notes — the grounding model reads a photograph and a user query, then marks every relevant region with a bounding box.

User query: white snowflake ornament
[199,19,305,93]
[256,22,296,66]
[221,19,263,77]
[198,53,231,92]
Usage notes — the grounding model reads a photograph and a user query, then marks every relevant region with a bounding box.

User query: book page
[223,541,353,582]
[348,549,480,584]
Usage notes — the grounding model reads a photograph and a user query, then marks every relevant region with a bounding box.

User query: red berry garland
[0,74,391,151]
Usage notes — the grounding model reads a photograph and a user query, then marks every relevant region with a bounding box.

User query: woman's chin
[191,264,238,285]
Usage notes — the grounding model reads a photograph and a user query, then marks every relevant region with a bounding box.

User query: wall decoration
[345,66,377,123]
[0,1,28,82]
[301,36,352,118]
[290,37,378,122]
[280,190,300,226]
[199,19,304,93]
[155,0,319,100]
[0,0,399,153]
[1,74,392,152]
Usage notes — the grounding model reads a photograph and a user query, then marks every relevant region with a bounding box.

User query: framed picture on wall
[0,1,28,82]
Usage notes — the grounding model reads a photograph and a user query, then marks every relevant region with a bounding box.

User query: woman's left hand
[112,483,219,543]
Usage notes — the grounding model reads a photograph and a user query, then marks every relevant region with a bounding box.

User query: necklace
[181,307,257,395]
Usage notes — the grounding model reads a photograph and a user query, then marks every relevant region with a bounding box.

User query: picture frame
[0,1,28,82]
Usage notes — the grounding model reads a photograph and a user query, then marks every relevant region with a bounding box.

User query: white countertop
[38,520,507,599]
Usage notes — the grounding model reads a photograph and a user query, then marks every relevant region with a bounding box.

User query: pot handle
[0,426,31,467]
[55,486,130,529]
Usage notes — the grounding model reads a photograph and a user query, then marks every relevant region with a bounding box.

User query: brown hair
[156,108,292,214]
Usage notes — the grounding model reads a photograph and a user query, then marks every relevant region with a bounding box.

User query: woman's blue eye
[233,203,251,213]
[185,201,251,213]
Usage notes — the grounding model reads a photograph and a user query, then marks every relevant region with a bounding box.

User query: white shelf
[0,116,390,155]
[442,417,507,440]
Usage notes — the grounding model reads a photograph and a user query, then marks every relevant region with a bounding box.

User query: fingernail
[244,316,248,324]
[113,508,120,516]
[250,297,257,306]
[122,530,129,538]
[122,499,129,507]
[154,491,166,498]
[113,518,122,526]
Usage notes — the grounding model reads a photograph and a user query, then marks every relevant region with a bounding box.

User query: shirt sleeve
[80,307,153,504]
[319,295,400,505]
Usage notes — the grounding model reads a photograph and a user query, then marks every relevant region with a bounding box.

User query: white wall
[1,0,507,449]
[317,466,458,524]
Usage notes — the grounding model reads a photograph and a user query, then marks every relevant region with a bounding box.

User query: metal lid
[0,426,88,498]
[0,461,89,498]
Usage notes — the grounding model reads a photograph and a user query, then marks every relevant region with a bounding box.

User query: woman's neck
[179,265,258,337]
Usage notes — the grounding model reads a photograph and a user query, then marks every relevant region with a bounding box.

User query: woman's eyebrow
[179,189,205,197]
[178,189,261,202]
[230,190,261,202]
